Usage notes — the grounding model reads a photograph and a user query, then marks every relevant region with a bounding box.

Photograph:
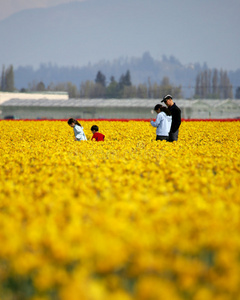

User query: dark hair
[154,104,162,111]
[154,104,171,116]
[91,125,99,132]
[160,106,171,116]
[67,118,82,127]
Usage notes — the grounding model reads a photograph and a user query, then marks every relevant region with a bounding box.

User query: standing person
[67,118,87,141]
[161,94,181,142]
[91,125,105,141]
[150,104,172,141]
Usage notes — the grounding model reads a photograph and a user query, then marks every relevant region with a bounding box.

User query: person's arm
[150,114,162,127]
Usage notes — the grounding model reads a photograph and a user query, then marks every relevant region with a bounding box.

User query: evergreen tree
[124,70,131,86]
[1,65,6,91]
[95,71,106,87]
[5,65,15,92]
[106,76,118,98]
[36,81,45,91]
[118,70,132,98]
[235,87,240,99]
[118,74,125,91]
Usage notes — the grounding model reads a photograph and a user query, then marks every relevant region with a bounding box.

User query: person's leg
[156,135,169,141]
[168,130,179,142]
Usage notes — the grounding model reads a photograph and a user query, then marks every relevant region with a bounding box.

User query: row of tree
[79,71,182,99]
[1,65,15,92]
[194,69,233,99]
[0,65,182,99]
[1,64,239,99]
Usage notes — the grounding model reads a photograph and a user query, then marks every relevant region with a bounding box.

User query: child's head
[91,125,99,133]
[153,104,163,113]
[153,104,171,116]
[68,118,81,127]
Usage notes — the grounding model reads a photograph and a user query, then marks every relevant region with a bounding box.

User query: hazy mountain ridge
[1,0,240,97]
[13,52,211,98]
[1,0,240,70]
[13,52,240,98]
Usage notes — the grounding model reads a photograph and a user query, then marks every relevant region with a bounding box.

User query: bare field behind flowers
[0,120,240,300]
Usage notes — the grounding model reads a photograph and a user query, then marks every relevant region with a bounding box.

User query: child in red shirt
[91,125,105,141]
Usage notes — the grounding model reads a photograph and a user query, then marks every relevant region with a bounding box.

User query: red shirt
[91,132,105,141]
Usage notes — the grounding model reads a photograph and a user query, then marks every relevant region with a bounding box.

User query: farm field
[0,120,240,300]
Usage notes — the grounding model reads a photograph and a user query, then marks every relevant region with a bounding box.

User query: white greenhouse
[1,98,240,120]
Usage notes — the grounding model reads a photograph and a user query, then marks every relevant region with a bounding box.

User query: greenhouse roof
[1,98,240,108]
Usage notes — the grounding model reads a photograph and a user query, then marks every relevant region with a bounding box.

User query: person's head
[91,125,99,133]
[68,118,81,128]
[154,104,162,114]
[161,94,174,107]
[153,104,171,116]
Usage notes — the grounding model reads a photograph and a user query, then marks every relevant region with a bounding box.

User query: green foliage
[235,87,240,99]
[80,70,181,99]
[1,65,15,92]
[2,65,182,99]
[36,81,45,91]
[67,82,78,98]
[95,71,106,87]
[106,76,119,98]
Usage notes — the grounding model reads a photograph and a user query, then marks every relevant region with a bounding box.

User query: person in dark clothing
[161,94,181,142]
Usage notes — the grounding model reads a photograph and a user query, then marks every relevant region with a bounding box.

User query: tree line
[1,64,239,99]
[25,70,182,99]
[0,65,182,99]
[79,70,182,99]
[194,69,233,99]
[1,65,15,92]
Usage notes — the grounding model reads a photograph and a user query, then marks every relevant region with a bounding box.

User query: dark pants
[156,135,169,141]
[168,130,179,142]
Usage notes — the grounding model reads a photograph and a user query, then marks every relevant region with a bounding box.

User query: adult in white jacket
[150,104,172,141]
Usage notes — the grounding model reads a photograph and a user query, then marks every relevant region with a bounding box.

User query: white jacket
[74,125,87,141]
[150,112,172,136]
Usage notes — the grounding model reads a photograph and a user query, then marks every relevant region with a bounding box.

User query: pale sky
[0,0,240,70]
[0,0,85,20]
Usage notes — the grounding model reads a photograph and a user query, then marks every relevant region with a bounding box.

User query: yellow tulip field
[0,120,240,300]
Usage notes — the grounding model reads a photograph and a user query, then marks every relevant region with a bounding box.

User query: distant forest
[1,52,240,99]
